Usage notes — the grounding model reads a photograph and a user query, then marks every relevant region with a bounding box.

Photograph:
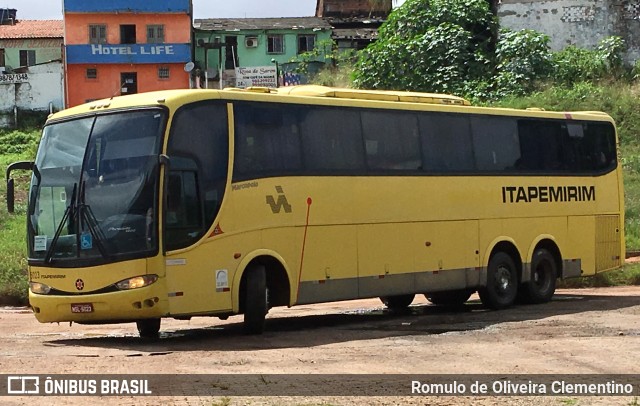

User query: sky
[4,0,407,20]
[5,0,320,20]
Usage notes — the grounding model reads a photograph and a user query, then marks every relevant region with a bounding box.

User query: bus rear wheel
[518,248,557,304]
[425,289,474,307]
[380,294,415,310]
[136,318,160,338]
[479,252,518,310]
[243,264,268,335]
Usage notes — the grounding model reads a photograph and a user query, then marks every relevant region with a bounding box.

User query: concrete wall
[498,0,640,63]
[0,60,63,127]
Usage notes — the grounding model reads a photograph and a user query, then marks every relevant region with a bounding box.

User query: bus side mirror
[6,161,35,214]
[7,177,15,213]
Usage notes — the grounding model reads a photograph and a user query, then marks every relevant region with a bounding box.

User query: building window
[158,66,170,79]
[0,49,5,68]
[19,50,36,67]
[121,25,136,44]
[147,25,165,43]
[89,24,107,44]
[297,35,316,54]
[86,68,97,79]
[267,35,284,54]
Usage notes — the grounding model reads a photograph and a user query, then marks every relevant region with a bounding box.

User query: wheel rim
[495,264,513,297]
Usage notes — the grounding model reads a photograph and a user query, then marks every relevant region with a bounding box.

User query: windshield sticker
[80,232,93,250]
[34,236,47,252]
[216,270,229,291]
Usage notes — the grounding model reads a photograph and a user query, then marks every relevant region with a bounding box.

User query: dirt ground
[1,286,640,405]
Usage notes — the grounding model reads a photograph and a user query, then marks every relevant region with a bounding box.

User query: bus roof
[46,86,613,124]
[227,85,472,106]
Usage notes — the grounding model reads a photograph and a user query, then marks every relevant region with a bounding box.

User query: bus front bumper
[29,283,167,323]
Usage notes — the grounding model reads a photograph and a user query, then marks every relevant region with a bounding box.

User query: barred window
[267,35,284,54]
[86,68,97,79]
[158,66,170,79]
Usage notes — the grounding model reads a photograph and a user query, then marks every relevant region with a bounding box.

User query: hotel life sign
[0,73,28,84]
[66,44,191,64]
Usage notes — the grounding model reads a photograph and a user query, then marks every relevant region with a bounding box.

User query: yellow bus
[6,85,624,337]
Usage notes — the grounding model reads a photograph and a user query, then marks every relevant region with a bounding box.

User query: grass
[3,82,640,304]
[0,129,40,305]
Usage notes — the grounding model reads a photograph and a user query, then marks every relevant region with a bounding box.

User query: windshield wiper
[78,180,110,259]
[44,183,77,264]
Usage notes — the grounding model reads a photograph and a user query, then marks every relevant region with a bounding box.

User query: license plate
[71,303,94,313]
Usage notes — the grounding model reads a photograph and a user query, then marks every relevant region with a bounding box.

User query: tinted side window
[419,114,474,172]
[562,122,616,172]
[299,106,365,171]
[362,110,421,171]
[166,102,229,250]
[472,116,520,172]
[517,120,563,171]
[233,103,302,181]
[582,122,616,171]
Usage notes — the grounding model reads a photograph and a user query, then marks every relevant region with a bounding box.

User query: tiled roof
[0,20,63,39]
[194,17,332,31]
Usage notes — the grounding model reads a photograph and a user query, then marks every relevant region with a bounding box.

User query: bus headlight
[115,275,158,290]
[30,282,51,295]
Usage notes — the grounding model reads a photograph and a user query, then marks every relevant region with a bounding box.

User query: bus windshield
[28,109,166,265]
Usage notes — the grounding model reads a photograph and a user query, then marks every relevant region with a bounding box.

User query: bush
[493,29,552,97]
[552,37,626,85]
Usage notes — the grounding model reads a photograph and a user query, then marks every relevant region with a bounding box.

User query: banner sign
[0,73,28,84]
[66,44,191,64]
[235,66,278,88]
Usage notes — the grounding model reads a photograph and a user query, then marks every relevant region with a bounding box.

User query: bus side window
[361,110,421,171]
[517,120,562,172]
[165,170,202,249]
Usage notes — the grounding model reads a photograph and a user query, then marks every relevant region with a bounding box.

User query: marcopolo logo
[266,186,292,214]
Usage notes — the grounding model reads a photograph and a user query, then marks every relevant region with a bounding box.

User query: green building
[0,18,63,73]
[193,17,332,88]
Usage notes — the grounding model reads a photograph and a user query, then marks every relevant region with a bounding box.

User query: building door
[224,36,238,70]
[121,72,138,95]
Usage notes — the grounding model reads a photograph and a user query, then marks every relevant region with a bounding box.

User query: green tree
[353,0,496,94]
[494,29,552,97]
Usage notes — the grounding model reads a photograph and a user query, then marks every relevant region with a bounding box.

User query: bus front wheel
[136,318,160,338]
[518,248,557,304]
[479,252,518,310]
[380,294,415,310]
[243,264,268,335]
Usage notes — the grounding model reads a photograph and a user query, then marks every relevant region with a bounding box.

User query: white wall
[0,61,63,111]
[498,0,640,63]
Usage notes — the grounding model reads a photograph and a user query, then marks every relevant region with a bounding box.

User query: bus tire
[519,248,557,304]
[136,318,160,338]
[479,252,518,310]
[380,294,414,310]
[425,289,474,307]
[243,264,268,335]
